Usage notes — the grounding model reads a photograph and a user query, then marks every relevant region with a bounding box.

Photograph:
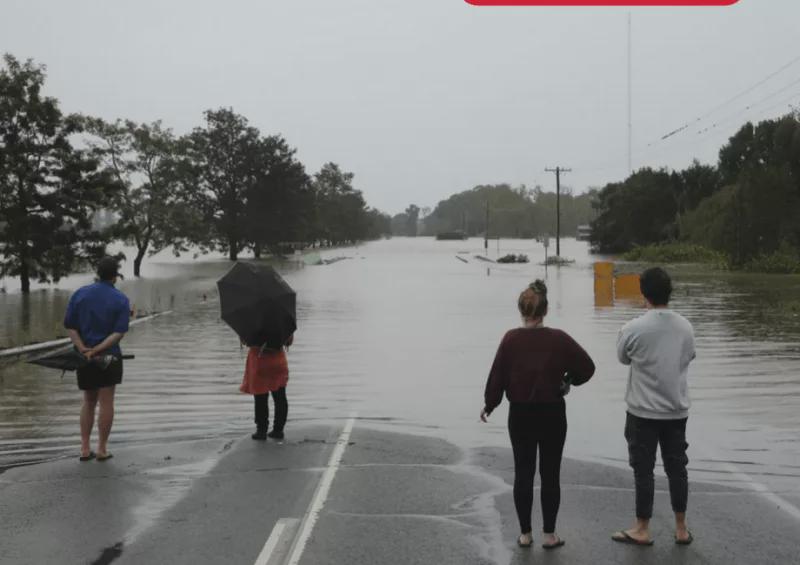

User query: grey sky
[2,0,799,214]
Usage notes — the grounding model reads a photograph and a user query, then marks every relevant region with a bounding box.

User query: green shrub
[622,243,729,266]
[742,249,800,274]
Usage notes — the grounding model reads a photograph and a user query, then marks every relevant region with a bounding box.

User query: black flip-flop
[517,535,533,548]
[79,452,96,462]
[96,453,113,461]
[612,531,654,546]
[543,537,566,550]
[675,531,694,545]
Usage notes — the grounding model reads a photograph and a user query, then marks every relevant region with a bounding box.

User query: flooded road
[1,238,799,501]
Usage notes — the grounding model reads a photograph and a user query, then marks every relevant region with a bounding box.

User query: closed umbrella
[28,348,134,374]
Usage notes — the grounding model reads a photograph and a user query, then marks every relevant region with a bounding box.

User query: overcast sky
[2,1,799,214]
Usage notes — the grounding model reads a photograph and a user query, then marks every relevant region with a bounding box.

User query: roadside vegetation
[590,113,800,273]
[622,243,729,268]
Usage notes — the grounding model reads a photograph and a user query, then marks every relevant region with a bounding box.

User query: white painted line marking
[254,518,296,565]
[286,415,357,565]
[721,462,800,522]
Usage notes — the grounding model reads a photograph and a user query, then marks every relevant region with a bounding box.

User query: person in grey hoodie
[612,267,696,547]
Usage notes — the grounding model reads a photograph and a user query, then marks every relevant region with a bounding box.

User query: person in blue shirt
[64,256,130,462]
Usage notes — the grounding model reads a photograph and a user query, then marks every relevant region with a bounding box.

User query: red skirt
[239,347,289,395]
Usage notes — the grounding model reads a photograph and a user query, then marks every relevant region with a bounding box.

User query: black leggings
[254,387,288,432]
[508,402,567,534]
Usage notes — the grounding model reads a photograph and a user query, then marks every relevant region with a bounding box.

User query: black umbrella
[28,348,134,372]
[217,262,296,348]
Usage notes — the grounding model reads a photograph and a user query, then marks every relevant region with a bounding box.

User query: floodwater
[1,238,799,501]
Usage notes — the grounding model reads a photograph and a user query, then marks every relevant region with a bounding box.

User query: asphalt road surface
[2,421,799,565]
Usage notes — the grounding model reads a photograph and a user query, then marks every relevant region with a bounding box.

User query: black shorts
[77,359,123,391]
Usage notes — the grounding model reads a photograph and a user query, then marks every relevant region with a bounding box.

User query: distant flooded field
[1,238,799,499]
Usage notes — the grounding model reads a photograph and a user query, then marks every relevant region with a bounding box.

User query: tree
[422,184,595,239]
[180,108,263,261]
[0,54,115,292]
[589,168,679,253]
[364,207,391,239]
[244,135,310,257]
[83,118,186,276]
[590,114,800,262]
[312,163,369,245]
[404,204,420,237]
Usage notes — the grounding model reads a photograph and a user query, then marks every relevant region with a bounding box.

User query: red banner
[466,1,739,5]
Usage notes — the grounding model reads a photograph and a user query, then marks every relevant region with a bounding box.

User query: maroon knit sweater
[484,327,595,414]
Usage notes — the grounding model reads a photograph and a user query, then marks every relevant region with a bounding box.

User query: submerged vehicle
[436,230,468,241]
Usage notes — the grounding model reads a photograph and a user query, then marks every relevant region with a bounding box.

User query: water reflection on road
[1,238,798,499]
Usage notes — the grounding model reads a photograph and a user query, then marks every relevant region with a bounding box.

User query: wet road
[2,425,799,565]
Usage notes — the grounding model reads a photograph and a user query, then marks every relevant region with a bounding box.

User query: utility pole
[484,200,489,253]
[627,12,633,174]
[545,166,571,257]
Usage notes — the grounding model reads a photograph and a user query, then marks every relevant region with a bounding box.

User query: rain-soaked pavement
[1,238,800,564]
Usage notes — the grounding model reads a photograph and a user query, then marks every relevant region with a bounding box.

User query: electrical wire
[655,54,800,144]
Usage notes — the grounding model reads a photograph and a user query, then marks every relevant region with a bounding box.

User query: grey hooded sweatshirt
[617,309,696,420]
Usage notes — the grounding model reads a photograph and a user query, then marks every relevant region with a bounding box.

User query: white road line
[254,518,296,565]
[285,415,357,565]
[721,462,800,522]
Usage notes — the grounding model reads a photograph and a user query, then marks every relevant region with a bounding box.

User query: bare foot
[517,533,533,548]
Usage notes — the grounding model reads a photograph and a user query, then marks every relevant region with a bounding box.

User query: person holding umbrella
[63,256,130,462]
[217,262,297,441]
[240,335,294,440]
[480,280,595,550]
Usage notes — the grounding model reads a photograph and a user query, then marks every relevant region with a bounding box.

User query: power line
[654,54,800,145]
[696,76,800,135]
[573,76,800,178]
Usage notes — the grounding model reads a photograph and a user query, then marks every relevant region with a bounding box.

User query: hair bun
[531,280,547,295]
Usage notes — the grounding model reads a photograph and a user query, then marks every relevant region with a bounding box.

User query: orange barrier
[593,262,643,306]
[615,273,643,302]
[594,262,614,307]
[594,262,614,279]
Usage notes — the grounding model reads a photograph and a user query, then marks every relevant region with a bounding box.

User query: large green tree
[589,168,679,253]
[84,118,188,276]
[364,207,391,240]
[312,162,369,245]
[0,54,115,292]
[244,136,311,257]
[179,108,263,260]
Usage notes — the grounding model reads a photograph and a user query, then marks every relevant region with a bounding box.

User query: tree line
[0,54,392,292]
[590,112,800,271]
[394,184,596,238]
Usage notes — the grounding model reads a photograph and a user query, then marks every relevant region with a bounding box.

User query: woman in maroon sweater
[481,280,595,550]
